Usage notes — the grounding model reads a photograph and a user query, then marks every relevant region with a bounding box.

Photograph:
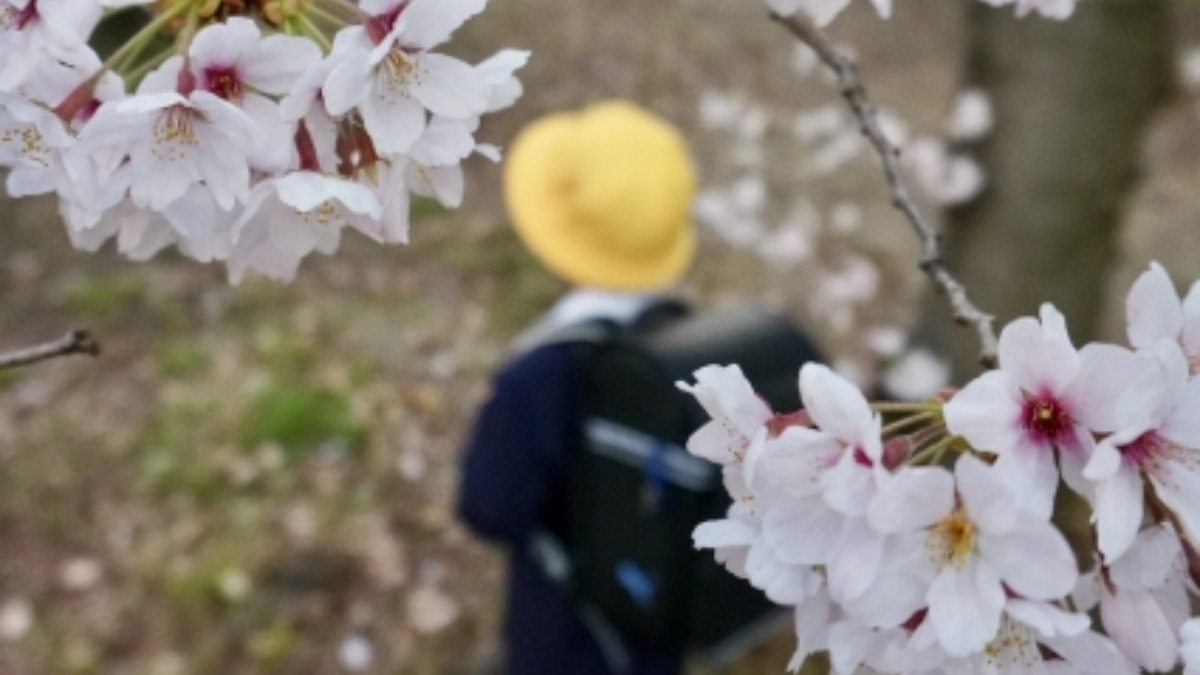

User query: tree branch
[0,330,101,372]
[772,12,999,368]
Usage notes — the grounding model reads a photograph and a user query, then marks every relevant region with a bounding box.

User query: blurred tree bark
[925,0,1171,378]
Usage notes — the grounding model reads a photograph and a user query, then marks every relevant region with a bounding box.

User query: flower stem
[905,434,960,467]
[881,412,935,437]
[313,0,366,23]
[305,3,348,29]
[100,0,194,75]
[295,14,333,52]
[871,401,942,415]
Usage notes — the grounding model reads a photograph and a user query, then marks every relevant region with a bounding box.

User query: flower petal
[979,521,1077,600]
[1127,262,1183,350]
[1065,343,1143,433]
[943,370,1022,455]
[867,466,954,534]
[928,557,1005,657]
[1100,585,1181,671]
[1093,463,1145,564]
[409,53,489,119]
[395,0,486,51]
[1005,599,1089,638]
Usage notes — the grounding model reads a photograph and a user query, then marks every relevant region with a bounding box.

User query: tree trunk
[927,0,1171,378]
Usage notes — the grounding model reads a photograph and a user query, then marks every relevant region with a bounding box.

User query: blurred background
[2,0,1200,672]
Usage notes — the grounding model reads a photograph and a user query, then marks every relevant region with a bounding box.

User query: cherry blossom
[943,303,1139,519]
[1182,618,1200,675]
[178,18,321,172]
[765,0,891,26]
[677,364,773,466]
[229,172,383,283]
[692,434,824,605]
[321,0,490,155]
[867,454,1077,656]
[78,87,257,212]
[1084,344,1200,562]
[1127,261,1200,376]
[0,0,101,91]
[1074,526,1190,671]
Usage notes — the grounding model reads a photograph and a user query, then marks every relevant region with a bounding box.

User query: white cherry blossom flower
[475,48,529,113]
[1127,261,1200,376]
[868,454,1078,657]
[1084,343,1200,561]
[1,48,121,206]
[677,364,773,466]
[79,87,257,212]
[799,363,885,517]
[943,304,1140,519]
[0,0,101,91]
[693,457,822,605]
[1075,525,1190,672]
[179,18,320,172]
[958,606,1134,675]
[228,172,382,283]
[977,0,1077,20]
[765,0,891,26]
[1182,618,1200,675]
[322,0,490,154]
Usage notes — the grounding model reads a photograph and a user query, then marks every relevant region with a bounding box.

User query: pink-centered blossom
[943,304,1139,519]
[176,18,320,173]
[1084,343,1200,562]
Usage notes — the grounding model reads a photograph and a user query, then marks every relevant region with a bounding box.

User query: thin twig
[773,12,999,368]
[0,330,101,371]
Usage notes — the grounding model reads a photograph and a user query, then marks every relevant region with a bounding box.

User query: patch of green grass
[63,274,146,323]
[242,385,365,457]
[411,195,446,219]
[137,398,227,502]
[157,343,210,379]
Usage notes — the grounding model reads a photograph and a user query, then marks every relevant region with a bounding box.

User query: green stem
[173,4,200,55]
[305,3,349,29]
[101,0,195,74]
[296,14,333,52]
[905,434,960,467]
[871,401,942,414]
[312,0,366,23]
[881,412,935,437]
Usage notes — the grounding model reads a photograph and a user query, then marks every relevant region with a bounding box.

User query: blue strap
[615,560,657,609]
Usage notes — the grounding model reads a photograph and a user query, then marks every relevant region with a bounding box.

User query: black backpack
[529,301,823,670]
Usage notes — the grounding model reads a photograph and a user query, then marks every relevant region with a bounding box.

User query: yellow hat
[504,101,697,291]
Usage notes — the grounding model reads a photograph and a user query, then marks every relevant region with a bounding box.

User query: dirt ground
[1,1,1199,673]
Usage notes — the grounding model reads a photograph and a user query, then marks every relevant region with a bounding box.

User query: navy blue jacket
[457,342,684,675]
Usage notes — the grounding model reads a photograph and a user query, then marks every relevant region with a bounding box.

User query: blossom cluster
[767,0,1079,25]
[0,0,525,282]
[679,262,1200,674]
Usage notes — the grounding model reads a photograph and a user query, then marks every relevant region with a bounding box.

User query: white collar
[514,288,661,351]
